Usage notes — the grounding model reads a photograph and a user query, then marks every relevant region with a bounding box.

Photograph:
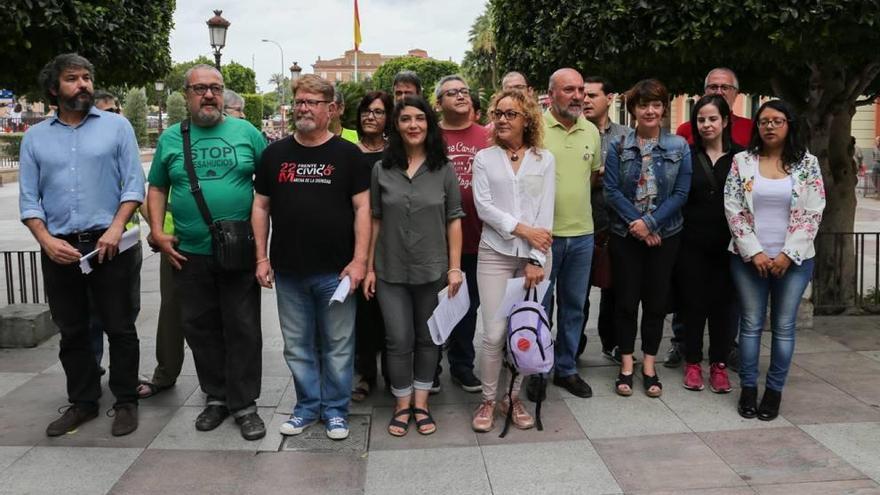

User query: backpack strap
[534,375,545,431]
[180,120,215,229]
[499,369,518,439]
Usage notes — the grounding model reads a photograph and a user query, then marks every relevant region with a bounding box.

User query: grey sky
[170,0,486,93]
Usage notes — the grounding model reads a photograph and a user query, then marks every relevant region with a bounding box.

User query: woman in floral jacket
[723,99,825,422]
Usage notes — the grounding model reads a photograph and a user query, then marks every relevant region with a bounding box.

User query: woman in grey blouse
[363,96,464,437]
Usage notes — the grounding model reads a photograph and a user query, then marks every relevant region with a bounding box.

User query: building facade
[312,48,431,83]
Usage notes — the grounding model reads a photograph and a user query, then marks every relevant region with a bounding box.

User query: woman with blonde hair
[470,89,555,432]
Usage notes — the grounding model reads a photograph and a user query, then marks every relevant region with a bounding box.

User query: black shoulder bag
[180,120,256,271]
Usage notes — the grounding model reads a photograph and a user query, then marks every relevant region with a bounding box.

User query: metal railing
[0,156,19,169]
[0,116,47,133]
[812,232,880,312]
[2,251,44,305]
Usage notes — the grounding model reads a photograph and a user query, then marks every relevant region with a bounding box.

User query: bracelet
[256,258,269,264]
[447,268,463,276]
[527,258,542,267]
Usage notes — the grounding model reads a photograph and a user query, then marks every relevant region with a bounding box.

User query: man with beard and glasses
[252,74,370,440]
[19,53,145,437]
[147,64,268,441]
[526,68,602,402]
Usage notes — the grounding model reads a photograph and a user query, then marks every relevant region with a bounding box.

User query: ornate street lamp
[289,62,302,82]
[154,80,165,134]
[207,10,230,70]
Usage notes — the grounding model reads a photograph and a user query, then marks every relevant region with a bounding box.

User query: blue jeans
[731,256,814,391]
[542,234,594,377]
[275,271,356,421]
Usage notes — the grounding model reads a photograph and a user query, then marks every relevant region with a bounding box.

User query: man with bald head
[675,67,752,147]
[527,68,602,401]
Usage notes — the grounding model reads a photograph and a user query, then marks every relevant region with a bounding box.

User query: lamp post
[289,62,302,82]
[207,10,230,70]
[262,39,285,135]
[154,80,165,135]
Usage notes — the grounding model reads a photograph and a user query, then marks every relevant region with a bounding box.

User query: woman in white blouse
[471,89,555,433]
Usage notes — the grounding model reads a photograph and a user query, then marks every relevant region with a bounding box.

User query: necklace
[505,144,526,162]
[360,138,385,152]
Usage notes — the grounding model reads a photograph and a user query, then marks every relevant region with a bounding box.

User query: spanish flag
[354,0,362,50]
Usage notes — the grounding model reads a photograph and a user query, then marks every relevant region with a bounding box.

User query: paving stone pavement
[2,176,880,493]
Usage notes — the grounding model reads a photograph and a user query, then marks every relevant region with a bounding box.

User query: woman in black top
[679,94,743,393]
[352,91,394,402]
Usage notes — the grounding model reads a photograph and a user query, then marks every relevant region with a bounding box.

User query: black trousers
[611,233,680,356]
[42,245,140,408]
[677,239,735,364]
[174,253,262,413]
[584,287,616,352]
[354,290,387,385]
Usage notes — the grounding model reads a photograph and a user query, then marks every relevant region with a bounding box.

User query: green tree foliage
[4,1,175,94]
[222,62,257,94]
[372,57,461,98]
[268,73,291,105]
[165,91,187,127]
[165,56,214,93]
[336,81,369,130]
[242,94,264,129]
[493,0,880,312]
[261,91,279,118]
[123,88,148,147]
[462,8,499,93]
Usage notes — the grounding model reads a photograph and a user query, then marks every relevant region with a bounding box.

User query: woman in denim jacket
[604,79,692,398]
[724,99,825,421]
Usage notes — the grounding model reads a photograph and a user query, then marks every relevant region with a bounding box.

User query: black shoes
[737,386,758,419]
[110,403,139,437]
[235,412,266,440]
[451,370,482,393]
[195,404,230,431]
[553,374,593,398]
[46,404,99,437]
[429,376,442,395]
[525,375,547,402]
[663,343,684,368]
[757,388,782,421]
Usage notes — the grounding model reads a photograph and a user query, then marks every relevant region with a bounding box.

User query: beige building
[312,48,432,83]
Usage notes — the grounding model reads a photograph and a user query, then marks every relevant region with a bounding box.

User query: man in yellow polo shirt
[528,68,602,401]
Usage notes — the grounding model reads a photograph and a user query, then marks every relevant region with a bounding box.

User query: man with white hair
[675,67,752,147]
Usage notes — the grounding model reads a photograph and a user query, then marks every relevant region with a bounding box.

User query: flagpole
[354,48,358,83]
[354,0,361,83]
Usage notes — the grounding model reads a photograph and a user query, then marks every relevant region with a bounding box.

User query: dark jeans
[151,254,185,387]
[439,253,479,377]
[611,233,680,356]
[354,289,387,385]
[174,252,262,413]
[678,239,734,364]
[89,243,143,364]
[584,288,616,352]
[42,245,140,408]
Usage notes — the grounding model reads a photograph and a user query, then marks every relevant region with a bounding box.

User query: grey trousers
[376,278,443,398]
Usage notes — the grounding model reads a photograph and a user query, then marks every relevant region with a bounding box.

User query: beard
[192,105,223,127]
[295,116,317,132]
[60,90,93,113]
[553,101,582,121]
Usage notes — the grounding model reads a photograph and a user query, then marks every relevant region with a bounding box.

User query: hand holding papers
[79,226,141,274]
[329,276,352,306]
[428,276,470,345]
[493,277,550,320]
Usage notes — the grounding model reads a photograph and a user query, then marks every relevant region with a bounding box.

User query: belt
[58,229,107,244]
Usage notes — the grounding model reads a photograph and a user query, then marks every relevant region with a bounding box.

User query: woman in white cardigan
[724,99,825,422]
[471,89,555,433]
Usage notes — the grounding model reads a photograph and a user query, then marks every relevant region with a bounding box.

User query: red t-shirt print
[442,124,491,255]
[277,162,336,184]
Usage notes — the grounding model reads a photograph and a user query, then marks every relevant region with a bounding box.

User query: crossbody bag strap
[696,151,719,193]
[180,119,215,228]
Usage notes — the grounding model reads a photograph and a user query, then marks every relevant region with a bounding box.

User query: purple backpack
[501,287,554,437]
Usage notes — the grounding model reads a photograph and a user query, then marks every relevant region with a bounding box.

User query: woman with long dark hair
[724,99,825,421]
[679,94,743,393]
[364,96,464,436]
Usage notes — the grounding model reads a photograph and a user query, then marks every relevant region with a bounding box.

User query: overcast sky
[170,0,486,92]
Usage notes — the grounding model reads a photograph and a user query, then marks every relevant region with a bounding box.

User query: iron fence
[2,250,44,305]
[812,232,880,312]
[0,116,47,133]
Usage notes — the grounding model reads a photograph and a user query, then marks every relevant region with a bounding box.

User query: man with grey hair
[223,89,245,118]
[148,64,268,440]
[501,71,533,96]
[392,70,422,102]
[330,88,359,143]
[434,74,490,394]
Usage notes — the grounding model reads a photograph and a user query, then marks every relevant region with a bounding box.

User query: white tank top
[753,169,792,258]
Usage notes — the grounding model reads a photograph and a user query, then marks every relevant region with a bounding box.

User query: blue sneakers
[279,416,316,436]
[325,417,349,440]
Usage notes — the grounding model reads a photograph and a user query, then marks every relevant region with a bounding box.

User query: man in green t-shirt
[147,64,267,441]
[528,68,602,402]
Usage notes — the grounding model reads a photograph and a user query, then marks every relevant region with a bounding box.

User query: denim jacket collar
[622,129,678,152]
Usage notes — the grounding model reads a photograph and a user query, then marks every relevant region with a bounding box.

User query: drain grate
[280,414,371,453]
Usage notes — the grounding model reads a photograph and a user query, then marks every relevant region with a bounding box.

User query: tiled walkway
[1,248,879,494]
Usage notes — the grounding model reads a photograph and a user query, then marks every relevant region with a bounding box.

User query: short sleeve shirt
[371,161,464,284]
[254,135,369,275]
[148,118,266,255]
[542,111,602,236]
[442,124,491,254]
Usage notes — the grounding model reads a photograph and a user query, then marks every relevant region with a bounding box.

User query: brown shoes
[46,405,99,437]
[472,400,495,432]
[499,397,535,430]
[110,403,139,436]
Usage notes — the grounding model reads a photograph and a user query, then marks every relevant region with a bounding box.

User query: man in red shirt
[675,68,753,148]
[436,74,491,394]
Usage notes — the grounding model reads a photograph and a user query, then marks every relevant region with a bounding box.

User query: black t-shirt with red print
[255,135,370,275]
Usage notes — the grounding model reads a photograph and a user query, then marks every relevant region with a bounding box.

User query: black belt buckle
[75,232,93,243]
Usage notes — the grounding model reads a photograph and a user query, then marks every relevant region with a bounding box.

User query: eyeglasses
[186,84,224,96]
[293,99,330,109]
[360,108,386,118]
[442,88,470,98]
[505,84,528,91]
[225,106,242,113]
[758,118,788,129]
[705,84,738,93]
[491,109,523,121]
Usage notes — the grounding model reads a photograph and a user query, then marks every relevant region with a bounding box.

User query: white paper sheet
[493,277,551,321]
[329,275,352,306]
[79,226,141,274]
[428,276,470,345]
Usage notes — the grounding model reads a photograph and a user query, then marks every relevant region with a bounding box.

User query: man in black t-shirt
[252,75,370,441]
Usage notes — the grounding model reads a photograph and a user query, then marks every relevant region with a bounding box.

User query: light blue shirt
[19,106,145,236]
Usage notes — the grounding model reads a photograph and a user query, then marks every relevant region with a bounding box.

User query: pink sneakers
[683,363,704,391]
[709,362,732,394]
